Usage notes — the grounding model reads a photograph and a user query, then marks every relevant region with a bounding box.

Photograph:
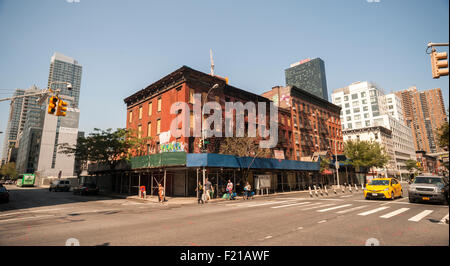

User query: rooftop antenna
[210,49,215,76]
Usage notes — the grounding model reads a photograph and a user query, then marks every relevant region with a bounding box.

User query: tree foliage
[344,140,390,172]
[405,159,421,174]
[218,136,272,158]
[0,162,18,179]
[437,122,449,151]
[58,128,154,172]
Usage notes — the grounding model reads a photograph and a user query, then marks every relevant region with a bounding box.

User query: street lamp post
[201,83,220,200]
[335,140,340,188]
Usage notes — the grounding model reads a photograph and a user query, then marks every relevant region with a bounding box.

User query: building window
[147,122,151,137]
[139,106,143,119]
[129,111,133,123]
[334,97,341,104]
[148,102,152,116]
[352,101,359,106]
[354,114,361,120]
[138,125,142,138]
[361,92,367,98]
[362,99,368,104]
[157,98,162,112]
[363,106,369,112]
[156,119,161,135]
[351,93,358,100]
[353,108,360,113]
[364,113,369,118]
[344,96,349,101]
[345,103,350,108]
[347,116,351,121]
[347,123,352,129]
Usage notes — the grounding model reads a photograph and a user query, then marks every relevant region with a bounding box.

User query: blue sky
[0,0,449,154]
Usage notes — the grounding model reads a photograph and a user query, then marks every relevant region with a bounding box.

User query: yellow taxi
[364,178,403,200]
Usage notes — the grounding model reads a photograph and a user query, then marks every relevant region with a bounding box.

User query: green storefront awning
[130,152,187,169]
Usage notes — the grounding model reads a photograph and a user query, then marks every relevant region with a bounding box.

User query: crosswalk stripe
[271,202,311,209]
[246,200,292,208]
[408,210,433,222]
[300,203,335,211]
[439,213,449,224]
[358,206,390,216]
[317,204,352,212]
[380,208,410,219]
[336,205,368,214]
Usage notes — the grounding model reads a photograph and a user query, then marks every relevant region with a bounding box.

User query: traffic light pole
[0,81,72,104]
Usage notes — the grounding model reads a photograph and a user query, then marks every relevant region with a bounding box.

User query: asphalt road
[0,183,448,246]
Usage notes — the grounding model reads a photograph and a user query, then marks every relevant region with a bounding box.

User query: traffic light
[48,96,58,114]
[56,99,68,116]
[416,162,421,167]
[198,139,204,148]
[430,49,449,79]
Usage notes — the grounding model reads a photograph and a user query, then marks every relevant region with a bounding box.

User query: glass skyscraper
[285,58,329,101]
[36,52,82,178]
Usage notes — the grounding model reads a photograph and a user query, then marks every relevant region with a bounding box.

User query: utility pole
[335,140,340,188]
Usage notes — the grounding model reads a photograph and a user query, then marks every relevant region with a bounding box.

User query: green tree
[405,159,420,175]
[344,140,390,184]
[59,128,154,177]
[0,162,18,180]
[437,122,449,151]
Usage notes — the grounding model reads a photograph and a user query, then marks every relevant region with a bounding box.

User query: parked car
[364,178,403,200]
[49,180,71,192]
[0,186,10,203]
[73,183,99,195]
[408,175,449,205]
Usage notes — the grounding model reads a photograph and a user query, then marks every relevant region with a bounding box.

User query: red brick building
[262,85,343,159]
[124,66,278,156]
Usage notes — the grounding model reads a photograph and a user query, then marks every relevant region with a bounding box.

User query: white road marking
[273,198,310,201]
[336,205,368,214]
[380,208,410,219]
[317,204,352,212]
[358,206,390,216]
[340,195,353,198]
[246,200,292,207]
[297,227,303,230]
[271,202,311,209]
[0,215,54,223]
[317,220,327,224]
[0,208,66,217]
[318,198,344,201]
[439,213,449,224]
[408,210,434,222]
[300,203,335,211]
[264,236,272,239]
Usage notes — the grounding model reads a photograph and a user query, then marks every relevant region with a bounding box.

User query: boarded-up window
[138,125,142,138]
[129,111,133,123]
[147,122,151,137]
[157,119,161,134]
[139,106,143,119]
[148,102,152,116]
[157,98,162,112]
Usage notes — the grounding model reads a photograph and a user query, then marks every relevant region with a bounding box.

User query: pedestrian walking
[226,180,233,200]
[158,183,165,203]
[205,178,212,203]
[244,182,251,200]
[196,181,204,204]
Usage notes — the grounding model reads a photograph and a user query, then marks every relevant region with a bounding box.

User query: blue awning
[187,153,319,171]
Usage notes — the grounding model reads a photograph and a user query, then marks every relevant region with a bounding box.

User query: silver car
[408,175,449,204]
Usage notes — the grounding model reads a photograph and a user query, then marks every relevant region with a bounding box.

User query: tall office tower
[285,58,329,101]
[332,81,416,178]
[36,52,82,178]
[1,89,25,164]
[395,87,448,154]
[1,86,41,165]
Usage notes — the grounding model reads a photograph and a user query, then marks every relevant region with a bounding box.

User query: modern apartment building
[1,86,41,165]
[36,52,82,178]
[395,87,448,154]
[285,58,329,100]
[332,81,416,178]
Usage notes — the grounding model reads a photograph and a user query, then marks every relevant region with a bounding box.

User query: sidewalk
[125,188,363,206]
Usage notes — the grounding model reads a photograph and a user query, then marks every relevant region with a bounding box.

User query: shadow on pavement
[0,185,129,212]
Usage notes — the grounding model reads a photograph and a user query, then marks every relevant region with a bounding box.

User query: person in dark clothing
[196,181,204,204]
